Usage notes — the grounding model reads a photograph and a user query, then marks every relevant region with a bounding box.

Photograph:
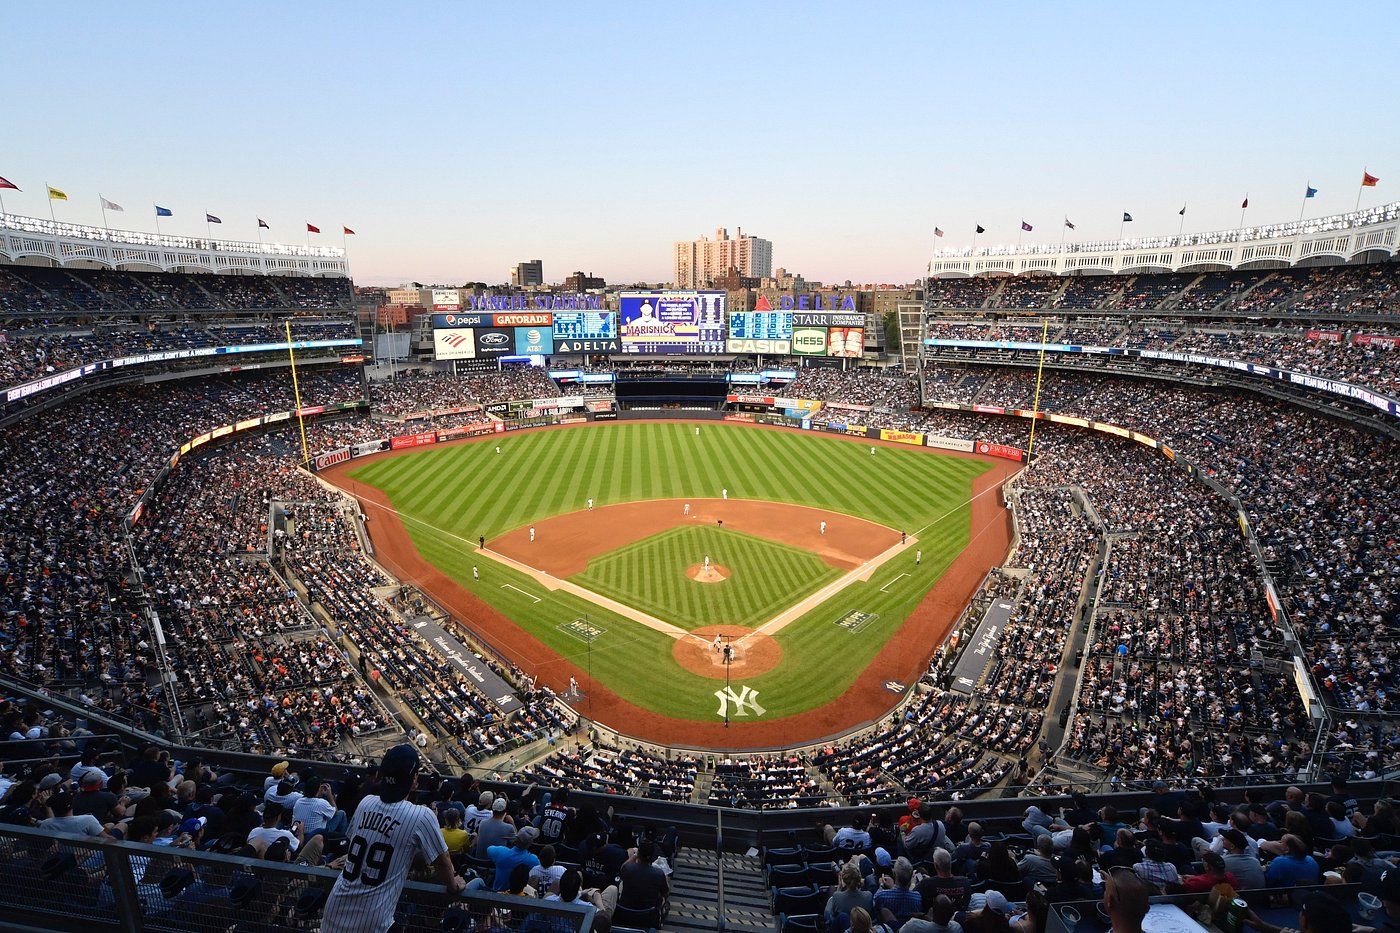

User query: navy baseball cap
[380,745,420,797]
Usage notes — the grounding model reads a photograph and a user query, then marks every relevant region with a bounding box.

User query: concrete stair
[665,846,773,933]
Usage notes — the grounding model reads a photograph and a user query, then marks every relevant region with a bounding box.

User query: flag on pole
[975,225,985,234]
[306,223,320,233]
[257,218,270,229]
[205,213,222,224]
[1362,172,1380,187]
[1020,221,1032,232]
[1305,184,1318,198]
[342,226,355,235]
[1064,219,1075,230]
[155,205,173,217]
[0,177,19,191]
[1122,212,1133,222]
[47,186,68,201]
[1178,205,1186,216]
[933,227,944,238]
[101,197,124,212]
[1240,197,1249,209]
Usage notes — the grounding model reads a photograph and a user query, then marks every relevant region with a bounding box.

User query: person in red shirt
[897,798,922,833]
[1179,851,1238,893]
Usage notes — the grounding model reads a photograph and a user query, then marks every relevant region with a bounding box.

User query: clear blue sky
[4,1,1395,286]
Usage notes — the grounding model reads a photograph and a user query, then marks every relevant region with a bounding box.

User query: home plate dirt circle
[685,563,731,583]
[672,625,782,679]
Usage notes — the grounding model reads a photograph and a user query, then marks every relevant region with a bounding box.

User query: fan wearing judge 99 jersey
[321,745,466,933]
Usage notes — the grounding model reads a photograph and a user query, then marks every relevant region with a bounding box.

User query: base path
[322,417,1020,750]
[491,498,898,576]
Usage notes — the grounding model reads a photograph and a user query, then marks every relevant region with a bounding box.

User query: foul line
[880,572,909,593]
[501,583,541,603]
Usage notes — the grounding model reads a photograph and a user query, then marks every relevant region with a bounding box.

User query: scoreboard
[727,312,793,341]
[553,311,616,340]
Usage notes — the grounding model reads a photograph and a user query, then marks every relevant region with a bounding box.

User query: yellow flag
[47,186,68,201]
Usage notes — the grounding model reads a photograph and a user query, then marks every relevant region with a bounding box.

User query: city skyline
[3,1,1396,286]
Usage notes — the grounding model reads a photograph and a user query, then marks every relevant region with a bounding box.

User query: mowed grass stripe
[573,526,841,630]
[348,423,996,723]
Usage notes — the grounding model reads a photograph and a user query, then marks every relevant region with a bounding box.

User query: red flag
[1362,172,1380,187]
[342,226,355,235]
[306,223,320,233]
[0,176,18,191]
[1241,197,1248,209]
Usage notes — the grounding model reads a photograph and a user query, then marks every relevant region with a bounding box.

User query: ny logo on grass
[715,685,766,718]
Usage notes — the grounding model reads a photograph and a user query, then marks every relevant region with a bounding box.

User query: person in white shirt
[530,845,567,896]
[293,782,347,837]
[247,801,302,854]
[463,791,495,836]
[265,778,304,812]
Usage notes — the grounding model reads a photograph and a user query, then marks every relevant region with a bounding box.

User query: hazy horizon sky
[4,1,1396,287]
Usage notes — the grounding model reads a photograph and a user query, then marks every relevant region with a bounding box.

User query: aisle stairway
[665,846,773,933]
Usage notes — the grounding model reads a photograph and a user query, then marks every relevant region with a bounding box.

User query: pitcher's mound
[673,625,782,679]
[686,563,730,583]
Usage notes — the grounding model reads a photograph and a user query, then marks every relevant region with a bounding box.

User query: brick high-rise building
[510,259,543,287]
[673,227,772,288]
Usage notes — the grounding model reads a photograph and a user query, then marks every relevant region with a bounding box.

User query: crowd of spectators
[0,265,352,315]
[523,744,699,802]
[369,367,559,416]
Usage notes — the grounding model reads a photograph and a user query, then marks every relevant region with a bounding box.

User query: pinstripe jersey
[321,794,448,933]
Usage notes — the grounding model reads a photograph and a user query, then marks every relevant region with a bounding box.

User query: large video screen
[619,291,726,354]
[727,310,793,354]
[552,311,621,354]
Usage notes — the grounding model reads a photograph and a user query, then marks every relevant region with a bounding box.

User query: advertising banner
[391,432,437,450]
[826,327,864,358]
[843,424,868,436]
[433,329,476,360]
[314,447,352,470]
[619,291,726,354]
[1306,329,1345,342]
[433,312,489,328]
[726,338,792,354]
[879,429,924,446]
[431,288,462,310]
[723,413,756,423]
[493,312,551,327]
[353,440,390,457]
[728,373,763,384]
[554,338,621,354]
[726,394,776,406]
[925,436,976,452]
[975,441,1024,461]
[791,326,827,356]
[792,310,865,327]
[514,326,552,356]
[1354,333,1399,350]
[473,328,515,357]
[591,410,618,420]
[773,397,822,412]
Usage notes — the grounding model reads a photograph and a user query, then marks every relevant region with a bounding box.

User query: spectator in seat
[1180,851,1238,893]
[617,837,669,918]
[1243,891,1356,933]
[1218,829,1267,890]
[831,812,874,850]
[978,840,1023,886]
[1264,834,1321,888]
[38,790,108,838]
[439,807,469,856]
[1133,838,1181,891]
[826,861,874,930]
[961,890,1014,933]
[73,768,124,823]
[530,844,565,896]
[917,848,971,909]
[873,856,922,926]
[472,796,515,857]
[900,894,962,933]
[952,822,989,873]
[904,804,948,862]
[1016,835,1058,886]
[292,781,346,837]
[488,825,540,892]
[1102,868,1150,933]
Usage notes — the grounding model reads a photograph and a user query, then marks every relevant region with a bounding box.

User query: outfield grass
[348,422,991,722]
[572,526,841,630]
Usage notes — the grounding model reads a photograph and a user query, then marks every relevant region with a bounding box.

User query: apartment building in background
[510,259,544,286]
[673,227,773,288]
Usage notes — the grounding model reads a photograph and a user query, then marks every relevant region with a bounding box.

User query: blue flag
[205,213,222,223]
[155,205,173,217]
[1305,185,1318,198]
[1122,212,1133,222]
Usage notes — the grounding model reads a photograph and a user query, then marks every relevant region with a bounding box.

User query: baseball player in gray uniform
[321,745,465,932]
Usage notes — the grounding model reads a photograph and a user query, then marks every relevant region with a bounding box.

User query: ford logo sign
[482,333,508,346]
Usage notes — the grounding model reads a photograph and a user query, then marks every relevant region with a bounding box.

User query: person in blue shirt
[488,825,541,891]
[1264,835,1320,887]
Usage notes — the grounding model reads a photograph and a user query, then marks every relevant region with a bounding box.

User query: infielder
[722,488,728,500]
[587,498,593,510]
[321,745,464,932]
[529,526,536,542]
[820,520,827,535]
[472,566,479,580]
[684,502,690,515]
[916,549,922,565]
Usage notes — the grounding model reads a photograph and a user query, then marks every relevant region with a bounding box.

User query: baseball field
[331,420,1015,747]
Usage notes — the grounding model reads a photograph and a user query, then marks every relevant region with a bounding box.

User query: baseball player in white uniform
[322,745,465,932]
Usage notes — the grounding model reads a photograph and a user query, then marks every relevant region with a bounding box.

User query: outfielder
[321,745,464,933]
[721,488,728,500]
[587,498,594,510]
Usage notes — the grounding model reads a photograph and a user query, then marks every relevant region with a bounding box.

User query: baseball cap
[1220,828,1248,851]
[1381,869,1400,903]
[37,773,63,791]
[179,816,207,834]
[478,791,495,808]
[984,890,1011,914]
[492,798,508,813]
[271,761,290,778]
[80,768,105,787]
[47,791,73,813]
[378,745,420,799]
[906,796,921,812]
[516,826,540,847]
[874,847,892,867]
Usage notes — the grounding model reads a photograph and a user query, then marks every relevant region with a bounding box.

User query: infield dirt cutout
[673,625,781,679]
[685,562,731,583]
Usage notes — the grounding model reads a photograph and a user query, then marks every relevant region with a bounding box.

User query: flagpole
[1239,195,1248,232]
[1118,217,1125,245]
[100,195,110,232]
[1299,186,1309,223]
[1177,206,1186,241]
[1356,170,1366,212]
[155,206,162,237]
[46,183,61,261]
[205,213,212,241]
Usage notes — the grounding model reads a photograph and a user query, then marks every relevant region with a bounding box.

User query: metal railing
[0,823,593,933]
